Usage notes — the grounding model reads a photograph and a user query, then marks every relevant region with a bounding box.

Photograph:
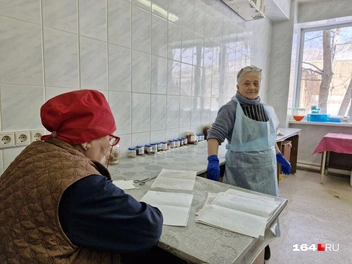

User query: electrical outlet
[15,131,31,146]
[31,129,46,142]
[0,132,15,149]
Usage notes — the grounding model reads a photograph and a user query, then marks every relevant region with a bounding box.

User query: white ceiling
[265,0,290,21]
[266,0,321,22]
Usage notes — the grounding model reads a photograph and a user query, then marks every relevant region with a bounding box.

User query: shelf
[289,120,352,127]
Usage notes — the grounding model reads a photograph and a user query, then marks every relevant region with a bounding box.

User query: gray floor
[267,169,352,264]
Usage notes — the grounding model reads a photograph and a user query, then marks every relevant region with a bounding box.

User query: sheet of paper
[140,191,194,226]
[204,192,219,206]
[112,180,136,190]
[197,190,280,218]
[196,192,220,216]
[224,188,278,203]
[195,204,267,238]
[222,189,281,217]
[151,169,197,191]
[212,194,276,218]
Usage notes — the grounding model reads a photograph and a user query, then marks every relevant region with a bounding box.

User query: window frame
[295,22,352,114]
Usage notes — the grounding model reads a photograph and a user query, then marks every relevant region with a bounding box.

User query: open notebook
[195,188,281,238]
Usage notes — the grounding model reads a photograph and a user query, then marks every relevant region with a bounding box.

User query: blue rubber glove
[207,155,220,181]
[276,152,292,175]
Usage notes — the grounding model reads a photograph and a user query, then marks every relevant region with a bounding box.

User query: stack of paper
[140,169,197,227]
[150,168,197,190]
[195,189,281,238]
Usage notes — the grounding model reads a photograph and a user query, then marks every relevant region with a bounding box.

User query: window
[296,23,352,116]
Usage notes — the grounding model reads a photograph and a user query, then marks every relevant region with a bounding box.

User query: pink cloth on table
[313,132,352,154]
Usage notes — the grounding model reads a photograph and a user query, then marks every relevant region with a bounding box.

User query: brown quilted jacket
[0,138,120,264]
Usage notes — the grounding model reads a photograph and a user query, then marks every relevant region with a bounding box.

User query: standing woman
[206,65,291,261]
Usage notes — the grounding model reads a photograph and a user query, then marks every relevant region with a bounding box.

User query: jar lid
[128,147,136,150]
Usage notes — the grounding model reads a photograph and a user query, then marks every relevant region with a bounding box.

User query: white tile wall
[44,28,79,88]
[109,44,131,92]
[79,0,107,41]
[42,0,78,33]
[0,0,273,173]
[80,37,108,90]
[0,0,41,24]
[108,0,131,48]
[0,17,43,86]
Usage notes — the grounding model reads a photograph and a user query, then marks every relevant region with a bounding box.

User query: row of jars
[128,138,186,158]
[106,131,208,165]
[127,133,206,158]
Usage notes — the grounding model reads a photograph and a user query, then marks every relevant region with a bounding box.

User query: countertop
[109,141,225,181]
[108,140,288,264]
[109,126,301,181]
[276,127,301,142]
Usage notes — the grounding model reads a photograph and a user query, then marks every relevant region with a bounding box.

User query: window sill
[289,120,352,127]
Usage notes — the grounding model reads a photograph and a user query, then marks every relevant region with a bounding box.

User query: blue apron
[224,96,280,236]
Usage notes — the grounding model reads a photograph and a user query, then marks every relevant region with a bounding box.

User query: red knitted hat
[40,89,116,144]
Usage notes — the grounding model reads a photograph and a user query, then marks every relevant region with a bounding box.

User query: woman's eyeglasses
[109,134,120,147]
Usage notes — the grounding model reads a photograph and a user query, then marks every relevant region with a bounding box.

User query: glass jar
[128,147,136,158]
[170,140,176,149]
[151,143,157,154]
[145,144,152,154]
[157,142,163,151]
[183,137,188,145]
[161,141,168,151]
[136,145,144,156]
[105,144,120,165]
[200,133,204,141]
[187,132,198,144]
[197,134,204,141]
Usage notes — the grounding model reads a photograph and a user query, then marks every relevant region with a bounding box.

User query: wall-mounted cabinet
[221,0,266,21]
